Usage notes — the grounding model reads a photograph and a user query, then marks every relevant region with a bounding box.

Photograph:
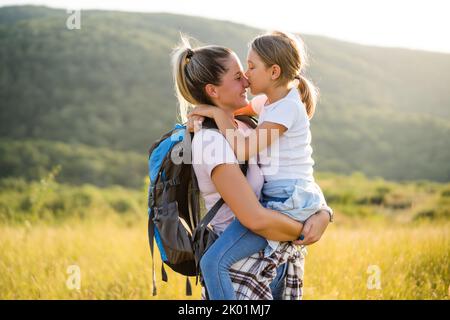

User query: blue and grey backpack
[147,116,257,297]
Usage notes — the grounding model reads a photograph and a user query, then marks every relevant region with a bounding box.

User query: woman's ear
[271,64,281,81]
[205,84,218,99]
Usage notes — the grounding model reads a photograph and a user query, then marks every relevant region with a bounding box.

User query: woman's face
[213,52,249,110]
[245,48,272,95]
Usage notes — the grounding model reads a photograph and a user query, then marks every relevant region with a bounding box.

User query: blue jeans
[200,219,287,300]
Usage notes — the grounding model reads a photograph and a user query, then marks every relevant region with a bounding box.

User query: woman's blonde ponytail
[171,35,232,123]
[172,36,197,123]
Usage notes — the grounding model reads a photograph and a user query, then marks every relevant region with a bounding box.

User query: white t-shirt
[192,120,264,234]
[251,87,315,182]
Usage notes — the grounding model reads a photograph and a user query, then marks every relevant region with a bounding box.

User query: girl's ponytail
[297,74,318,119]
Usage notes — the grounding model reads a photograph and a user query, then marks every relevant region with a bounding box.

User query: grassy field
[0,217,448,299]
[0,174,449,299]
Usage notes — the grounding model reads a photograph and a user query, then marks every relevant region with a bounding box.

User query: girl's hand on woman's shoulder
[187,115,204,133]
[188,104,219,119]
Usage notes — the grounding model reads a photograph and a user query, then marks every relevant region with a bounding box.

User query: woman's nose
[242,75,250,88]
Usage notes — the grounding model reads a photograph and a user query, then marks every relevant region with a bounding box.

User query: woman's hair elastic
[186,48,194,59]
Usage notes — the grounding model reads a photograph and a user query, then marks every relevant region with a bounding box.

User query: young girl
[189,31,333,299]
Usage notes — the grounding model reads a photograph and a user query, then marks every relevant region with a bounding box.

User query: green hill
[1,5,449,185]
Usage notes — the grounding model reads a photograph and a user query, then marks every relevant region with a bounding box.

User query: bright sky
[1,0,449,53]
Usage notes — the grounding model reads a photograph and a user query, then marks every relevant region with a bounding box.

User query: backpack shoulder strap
[193,161,249,280]
[148,208,157,295]
[235,115,258,129]
[202,115,258,130]
[195,115,251,228]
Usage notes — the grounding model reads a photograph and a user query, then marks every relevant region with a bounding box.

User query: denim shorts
[260,178,332,256]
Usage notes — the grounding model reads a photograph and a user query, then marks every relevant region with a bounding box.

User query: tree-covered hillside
[1,5,449,185]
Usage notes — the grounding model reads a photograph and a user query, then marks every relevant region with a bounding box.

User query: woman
[172,36,331,299]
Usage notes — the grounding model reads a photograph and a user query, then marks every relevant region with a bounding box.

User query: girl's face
[245,48,272,95]
[213,52,249,110]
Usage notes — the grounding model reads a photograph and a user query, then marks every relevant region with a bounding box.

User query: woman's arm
[189,107,286,161]
[210,162,303,241]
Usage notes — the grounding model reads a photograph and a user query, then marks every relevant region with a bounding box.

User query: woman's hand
[292,210,330,246]
[187,104,218,119]
[186,115,204,133]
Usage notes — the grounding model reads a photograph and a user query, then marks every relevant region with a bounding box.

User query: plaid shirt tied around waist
[201,242,306,300]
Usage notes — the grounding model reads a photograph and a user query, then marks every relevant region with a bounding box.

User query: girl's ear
[205,84,218,99]
[271,64,281,81]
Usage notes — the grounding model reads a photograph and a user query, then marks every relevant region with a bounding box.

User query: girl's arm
[211,162,303,241]
[189,106,286,161]
[218,115,286,161]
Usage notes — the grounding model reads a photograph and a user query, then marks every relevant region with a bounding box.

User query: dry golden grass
[303,220,449,299]
[0,215,448,300]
